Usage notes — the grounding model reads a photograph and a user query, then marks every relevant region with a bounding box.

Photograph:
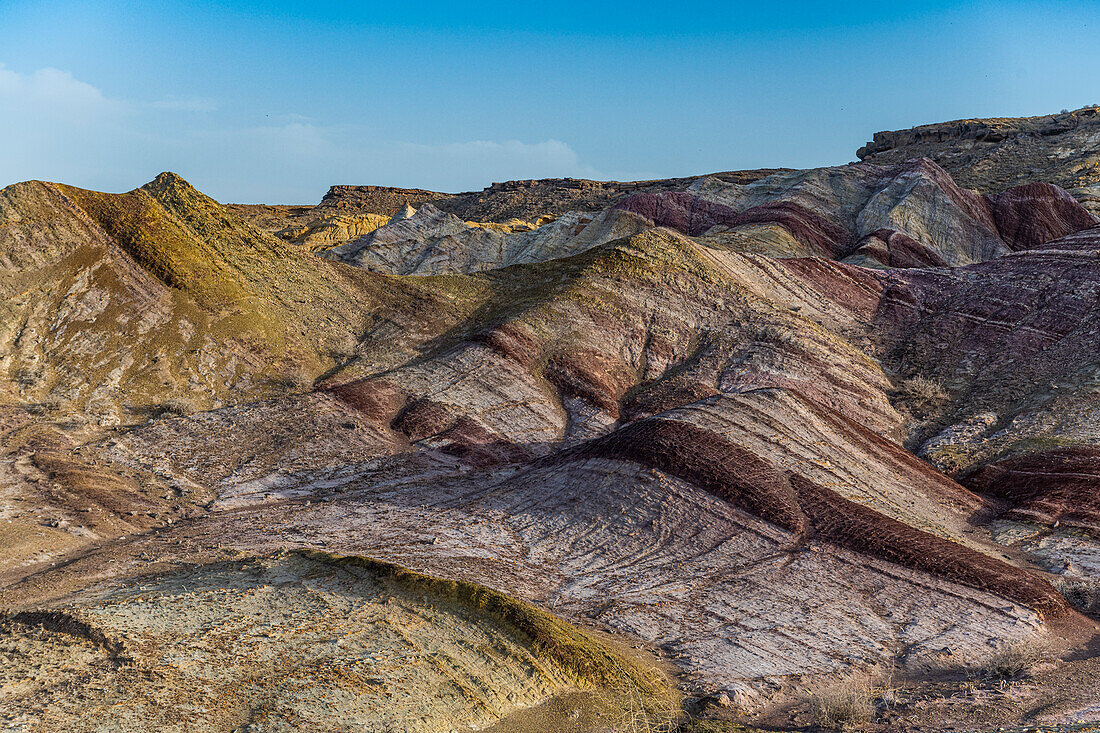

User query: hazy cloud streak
[0,65,612,203]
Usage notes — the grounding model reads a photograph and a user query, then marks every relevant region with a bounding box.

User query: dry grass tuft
[978,638,1049,680]
[155,397,197,417]
[812,676,875,730]
[898,375,949,409]
[283,370,315,391]
[1052,576,1100,614]
[28,396,65,416]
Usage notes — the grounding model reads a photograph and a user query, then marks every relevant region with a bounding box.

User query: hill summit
[858,105,1100,213]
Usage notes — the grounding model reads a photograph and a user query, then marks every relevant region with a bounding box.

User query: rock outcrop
[326,203,651,274]
[963,448,1100,533]
[872,234,1100,474]
[0,173,484,423]
[0,552,673,731]
[326,159,1095,274]
[986,182,1099,250]
[858,105,1100,201]
[314,170,789,222]
[233,170,790,248]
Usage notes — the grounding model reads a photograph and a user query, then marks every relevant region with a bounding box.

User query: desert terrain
[4,106,1100,732]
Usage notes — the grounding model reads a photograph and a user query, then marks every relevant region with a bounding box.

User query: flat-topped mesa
[486,177,608,191]
[232,169,795,247]
[858,105,1100,158]
[323,184,443,200]
[481,174,752,192]
[320,156,1097,275]
[317,184,455,215]
[313,169,790,223]
[857,105,1100,195]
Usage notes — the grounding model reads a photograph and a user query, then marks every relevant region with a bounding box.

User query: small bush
[155,397,197,417]
[283,371,315,391]
[812,677,874,730]
[978,639,1048,680]
[1053,576,1100,614]
[29,396,65,416]
[898,375,948,409]
[751,324,796,346]
[15,364,44,388]
[872,663,899,708]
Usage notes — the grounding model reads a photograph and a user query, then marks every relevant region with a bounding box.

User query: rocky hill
[321,158,1097,274]
[0,173,488,428]
[316,170,790,220]
[5,114,1100,732]
[232,169,790,249]
[0,551,674,731]
[858,105,1100,214]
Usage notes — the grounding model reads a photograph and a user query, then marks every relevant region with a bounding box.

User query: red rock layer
[776,257,886,321]
[544,348,635,417]
[471,323,543,367]
[873,249,1099,382]
[329,381,531,467]
[725,201,850,257]
[963,448,1100,532]
[1025,224,1100,251]
[582,417,1069,618]
[433,416,533,468]
[328,379,408,421]
[909,158,1000,233]
[584,418,809,532]
[612,191,741,237]
[620,381,720,421]
[986,182,1099,251]
[848,228,948,268]
[615,192,849,256]
[392,399,455,442]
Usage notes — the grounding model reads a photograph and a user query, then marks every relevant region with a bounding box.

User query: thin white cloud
[190,122,611,201]
[0,64,118,113]
[149,95,217,112]
[0,65,133,188]
[0,65,621,203]
[267,113,315,124]
[396,139,604,185]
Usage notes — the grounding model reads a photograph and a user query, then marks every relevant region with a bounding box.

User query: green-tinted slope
[0,550,679,732]
[0,174,491,426]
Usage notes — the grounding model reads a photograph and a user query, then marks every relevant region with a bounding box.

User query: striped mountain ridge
[5,111,1100,731]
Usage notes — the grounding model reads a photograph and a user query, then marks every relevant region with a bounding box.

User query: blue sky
[2,0,1098,202]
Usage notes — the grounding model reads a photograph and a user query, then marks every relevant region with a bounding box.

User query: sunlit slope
[0,550,676,732]
[0,173,489,425]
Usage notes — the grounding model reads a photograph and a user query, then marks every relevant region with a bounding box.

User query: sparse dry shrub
[284,370,314,391]
[872,663,900,708]
[327,333,365,363]
[156,397,197,417]
[898,375,949,409]
[1052,576,1100,614]
[749,323,796,347]
[14,363,44,388]
[29,396,65,416]
[978,638,1049,680]
[328,346,356,362]
[812,677,874,730]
